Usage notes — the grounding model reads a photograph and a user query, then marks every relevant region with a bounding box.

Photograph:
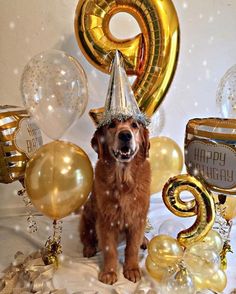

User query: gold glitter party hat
[98,51,150,127]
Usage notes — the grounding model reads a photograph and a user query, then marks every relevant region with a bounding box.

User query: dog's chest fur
[94,159,151,231]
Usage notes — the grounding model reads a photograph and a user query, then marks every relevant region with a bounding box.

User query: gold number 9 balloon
[162,174,215,247]
[74,0,180,119]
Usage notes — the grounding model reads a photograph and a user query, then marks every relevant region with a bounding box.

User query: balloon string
[42,220,63,266]
[17,178,38,233]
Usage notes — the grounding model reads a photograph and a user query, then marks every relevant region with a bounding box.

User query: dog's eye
[132,122,138,129]
[108,122,116,129]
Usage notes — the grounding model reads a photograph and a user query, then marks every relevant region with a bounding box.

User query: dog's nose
[118,131,132,142]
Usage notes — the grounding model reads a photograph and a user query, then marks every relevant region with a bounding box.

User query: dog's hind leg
[79,198,97,258]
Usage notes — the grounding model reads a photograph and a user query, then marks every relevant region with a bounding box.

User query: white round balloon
[21,50,88,140]
[216,65,236,118]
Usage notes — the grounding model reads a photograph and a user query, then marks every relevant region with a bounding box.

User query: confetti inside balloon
[162,267,196,294]
[21,50,88,139]
[216,64,236,118]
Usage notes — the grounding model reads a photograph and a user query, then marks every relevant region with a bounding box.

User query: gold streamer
[0,251,66,294]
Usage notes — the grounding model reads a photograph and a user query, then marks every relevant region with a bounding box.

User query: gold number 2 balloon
[74,0,180,119]
[162,174,215,247]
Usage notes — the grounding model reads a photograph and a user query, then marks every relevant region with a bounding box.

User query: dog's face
[92,118,150,162]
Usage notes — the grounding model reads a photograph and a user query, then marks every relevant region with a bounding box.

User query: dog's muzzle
[112,130,136,162]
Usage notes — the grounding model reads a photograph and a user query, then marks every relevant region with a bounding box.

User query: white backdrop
[0,1,236,293]
[0,0,236,209]
[1,0,236,209]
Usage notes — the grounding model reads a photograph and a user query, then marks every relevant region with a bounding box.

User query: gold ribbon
[0,251,66,294]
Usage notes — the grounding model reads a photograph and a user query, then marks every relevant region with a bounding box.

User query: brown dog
[80,117,151,285]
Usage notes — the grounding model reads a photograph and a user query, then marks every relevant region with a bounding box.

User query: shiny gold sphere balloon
[145,255,171,282]
[202,229,224,253]
[148,235,184,267]
[149,137,183,194]
[194,269,227,293]
[25,141,93,220]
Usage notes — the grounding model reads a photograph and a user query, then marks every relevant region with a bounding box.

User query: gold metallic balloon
[214,194,236,221]
[25,141,93,220]
[75,0,180,121]
[194,269,227,293]
[149,137,183,194]
[0,105,42,183]
[162,174,215,247]
[145,255,171,282]
[202,229,224,253]
[148,235,184,267]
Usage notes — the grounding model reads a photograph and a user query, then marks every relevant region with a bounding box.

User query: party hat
[98,51,150,127]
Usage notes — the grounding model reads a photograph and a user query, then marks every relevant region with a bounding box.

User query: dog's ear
[140,127,150,158]
[91,127,105,159]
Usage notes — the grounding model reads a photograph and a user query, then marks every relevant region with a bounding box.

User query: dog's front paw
[123,268,141,283]
[83,245,96,258]
[99,271,118,285]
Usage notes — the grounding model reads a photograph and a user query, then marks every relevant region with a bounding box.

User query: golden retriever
[80,117,151,285]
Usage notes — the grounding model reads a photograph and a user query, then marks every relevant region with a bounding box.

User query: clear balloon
[148,108,165,138]
[149,137,183,194]
[184,243,220,276]
[21,50,88,139]
[216,64,236,118]
[25,141,93,220]
[158,219,185,239]
[202,230,224,253]
[148,235,184,267]
[162,268,195,294]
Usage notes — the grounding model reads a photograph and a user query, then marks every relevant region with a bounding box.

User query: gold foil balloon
[0,105,42,183]
[162,174,215,247]
[184,243,220,276]
[25,141,93,220]
[150,137,183,194]
[21,50,88,140]
[75,0,180,120]
[194,270,227,293]
[202,229,224,253]
[148,235,184,267]
[185,117,236,195]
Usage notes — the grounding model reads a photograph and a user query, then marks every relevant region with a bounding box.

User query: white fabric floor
[0,196,235,294]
